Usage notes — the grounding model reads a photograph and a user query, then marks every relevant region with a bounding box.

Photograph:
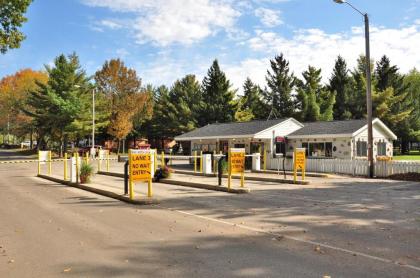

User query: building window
[356,141,367,157]
[302,142,332,157]
[377,142,387,156]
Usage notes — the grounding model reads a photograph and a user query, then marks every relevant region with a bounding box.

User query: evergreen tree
[263,54,296,118]
[348,55,374,119]
[25,53,91,153]
[296,66,335,121]
[328,56,353,120]
[198,60,236,126]
[241,77,266,120]
[373,56,413,153]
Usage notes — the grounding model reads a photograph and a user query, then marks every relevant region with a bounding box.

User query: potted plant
[79,162,93,184]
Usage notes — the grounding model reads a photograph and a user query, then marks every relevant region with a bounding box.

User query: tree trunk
[63,134,68,156]
[401,138,410,154]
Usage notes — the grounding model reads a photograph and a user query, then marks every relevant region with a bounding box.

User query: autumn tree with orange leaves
[94,59,152,153]
[0,69,48,146]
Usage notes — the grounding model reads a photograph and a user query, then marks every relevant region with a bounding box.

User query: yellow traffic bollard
[98,155,101,172]
[64,153,68,180]
[194,151,197,172]
[147,179,152,197]
[169,150,172,166]
[240,171,245,187]
[200,151,203,173]
[161,151,165,167]
[128,149,134,200]
[213,151,216,174]
[86,152,89,164]
[48,151,52,175]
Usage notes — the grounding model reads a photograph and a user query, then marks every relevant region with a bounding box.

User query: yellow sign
[130,153,151,181]
[293,148,306,182]
[228,148,246,189]
[230,151,245,173]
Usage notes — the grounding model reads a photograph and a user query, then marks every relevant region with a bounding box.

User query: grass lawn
[393,150,420,161]
[393,155,420,161]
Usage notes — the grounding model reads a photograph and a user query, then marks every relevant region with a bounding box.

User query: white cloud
[246,22,420,84]
[83,0,241,46]
[255,7,282,27]
[99,19,123,30]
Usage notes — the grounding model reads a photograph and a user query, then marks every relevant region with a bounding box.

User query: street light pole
[91,88,96,158]
[334,0,374,178]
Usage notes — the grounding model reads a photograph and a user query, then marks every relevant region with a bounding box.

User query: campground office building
[174,118,397,167]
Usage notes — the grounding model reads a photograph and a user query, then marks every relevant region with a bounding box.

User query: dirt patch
[388,172,420,182]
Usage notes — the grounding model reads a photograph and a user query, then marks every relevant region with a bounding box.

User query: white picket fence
[267,157,420,177]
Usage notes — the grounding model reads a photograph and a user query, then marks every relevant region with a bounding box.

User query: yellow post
[194,151,197,172]
[147,179,152,197]
[240,171,244,187]
[263,150,267,171]
[169,150,172,166]
[64,153,68,180]
[161,151,165,167]
[153,149,157,173]
[75,152,79,184]
[48,151,52,175]
[200,151,203,173]
[227,149,232,190]
[128,149,134,200]
[106,151,110,172]
[85,152,89,164]
[37,151,41,175]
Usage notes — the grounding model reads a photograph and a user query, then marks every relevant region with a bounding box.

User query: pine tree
[328,56,352,120]
[373,56,413,153]
[263,54,296,118]
[348,55,374,119]
[198,60,237,126]
[25,53,91,153]
[296,66,335,121]
[241,77,266,120]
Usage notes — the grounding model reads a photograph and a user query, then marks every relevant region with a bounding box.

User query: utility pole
[334,0,374,178]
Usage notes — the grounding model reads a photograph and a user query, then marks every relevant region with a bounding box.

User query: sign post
[98,149,109,172]
[293,148,306,183]
[128,149,152,200]
[228,148,245,189]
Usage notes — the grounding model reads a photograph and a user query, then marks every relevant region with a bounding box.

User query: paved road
[1,151,419,277]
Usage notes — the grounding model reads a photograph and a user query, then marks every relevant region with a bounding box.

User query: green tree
[328,56,353,120]
[198,59,236,126]
[403,69,420,144]
[348,55,374,119]
[0,0,33,53]
[296,66,335,121]
[263,54,296,119]
[25,53,91,154]
[241,77,266,120]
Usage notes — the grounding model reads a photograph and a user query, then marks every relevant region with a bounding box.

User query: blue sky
[1,0,419,91]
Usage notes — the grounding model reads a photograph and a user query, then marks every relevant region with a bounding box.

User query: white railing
[267,157,420,177]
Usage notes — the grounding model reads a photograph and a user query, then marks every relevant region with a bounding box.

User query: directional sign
[294,148,306,170]
[129,149,151,181]
[230,149,245,174]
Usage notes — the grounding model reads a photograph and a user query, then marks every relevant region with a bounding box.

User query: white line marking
[160,205,420,272]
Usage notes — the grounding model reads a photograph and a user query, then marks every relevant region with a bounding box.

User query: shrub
[79,162,94,183]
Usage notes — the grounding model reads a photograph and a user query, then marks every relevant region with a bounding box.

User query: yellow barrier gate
[228,148,245,189]
[128,149,153,200]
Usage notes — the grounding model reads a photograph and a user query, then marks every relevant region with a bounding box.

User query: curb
[37,174,159,205]
[97,171,250,194]
[252,170,329,178]
[173,169,310,185]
